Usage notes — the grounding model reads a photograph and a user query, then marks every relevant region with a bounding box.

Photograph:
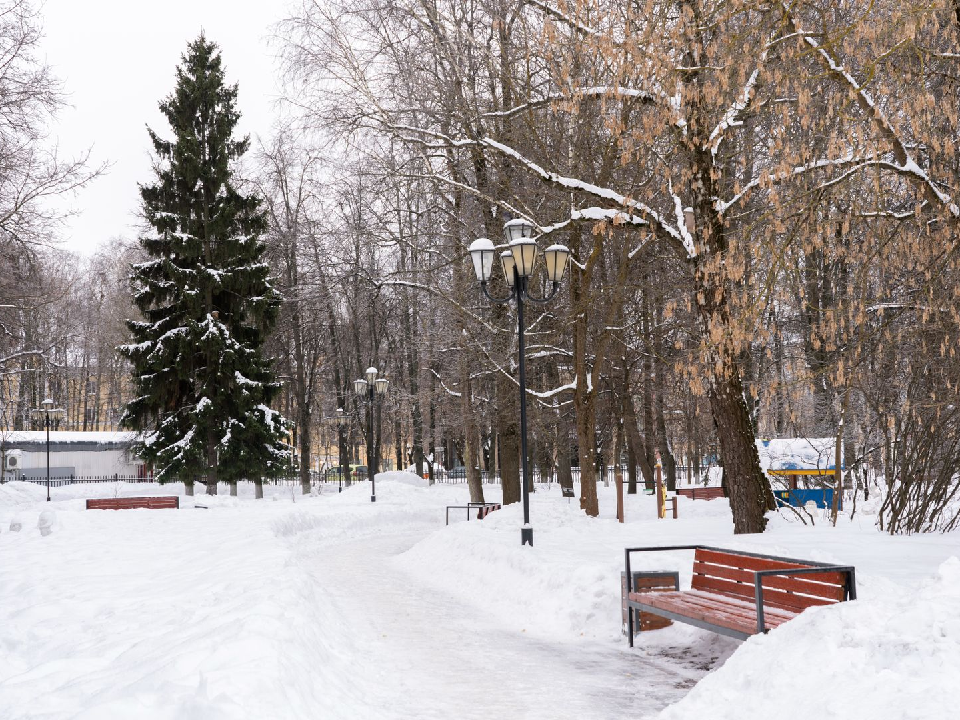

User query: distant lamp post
[354,367,389,502]
[335,408,347,493]
[30,398,65,503]
[469,219,570,547]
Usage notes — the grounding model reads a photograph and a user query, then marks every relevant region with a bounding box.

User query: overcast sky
[41,0,289,256]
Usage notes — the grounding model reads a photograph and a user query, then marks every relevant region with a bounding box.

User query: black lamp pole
[32,398,62,503]
[367,382,375,501]
[470,222,571,547]
[45,412,51,502]
[338,418,346,493]
[355,369,388,503]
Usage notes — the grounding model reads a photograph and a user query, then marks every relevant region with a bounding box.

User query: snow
[756,437,838,471]
[1,479,957,719]
[377,470,430,487]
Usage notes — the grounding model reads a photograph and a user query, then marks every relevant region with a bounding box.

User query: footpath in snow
[1,473,958,719]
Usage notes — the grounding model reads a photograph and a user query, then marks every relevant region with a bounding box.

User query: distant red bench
[676,486,726,500]
[624,545,856,643]
[86,496,180,510]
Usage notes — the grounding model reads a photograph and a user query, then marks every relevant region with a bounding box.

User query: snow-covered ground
[1,475,957,719]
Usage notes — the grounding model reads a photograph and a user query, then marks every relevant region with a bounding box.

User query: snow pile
[0,480,48,506]
[376,470,429,487]
[661,557,960,720]
[757,437,837,471]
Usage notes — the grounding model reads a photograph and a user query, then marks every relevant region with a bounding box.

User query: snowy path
[291,529,700,720]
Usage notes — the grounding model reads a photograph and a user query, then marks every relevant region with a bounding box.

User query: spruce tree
[120,35,288,495]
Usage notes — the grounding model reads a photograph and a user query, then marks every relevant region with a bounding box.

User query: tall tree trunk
[460,355,484,504]
[206,430,218,496]
[622,368,655,492]
[497,371,521,505]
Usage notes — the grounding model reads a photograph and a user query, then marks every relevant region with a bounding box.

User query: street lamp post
[354,368,389,502]
[336,408,347,492]
[469,220,571,547]
[30,398,65,503]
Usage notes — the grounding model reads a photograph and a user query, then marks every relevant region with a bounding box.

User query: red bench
[624,545,856,642]
[86,496,180,510]
[676,486,726,500]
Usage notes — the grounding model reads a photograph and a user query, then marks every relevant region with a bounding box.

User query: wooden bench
[86,496,180,510]
[624,545,856,643]
[676,486,726,500]
[445,502,501,525]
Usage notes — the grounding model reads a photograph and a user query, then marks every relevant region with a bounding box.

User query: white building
[0,431,146,482]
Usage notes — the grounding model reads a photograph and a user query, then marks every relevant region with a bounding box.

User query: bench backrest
[692,548,846,612]
[86,496,179,510]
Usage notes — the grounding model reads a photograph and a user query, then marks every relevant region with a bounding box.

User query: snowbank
[376,470,429,487]
[661,557,960,720]
[2,479,957,719]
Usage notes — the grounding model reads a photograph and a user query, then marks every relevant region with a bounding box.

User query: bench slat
[631,590,797,635]
[692,573,833,611]
[695,549,845,584]
[692,560,845,602]
[648,589,798,625]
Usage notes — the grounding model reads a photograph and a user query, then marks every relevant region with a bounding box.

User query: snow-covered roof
[757,437,841,472]
[1,431,138,449]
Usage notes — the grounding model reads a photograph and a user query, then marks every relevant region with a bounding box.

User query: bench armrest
[623,546,700,644]
[752,565,858,634]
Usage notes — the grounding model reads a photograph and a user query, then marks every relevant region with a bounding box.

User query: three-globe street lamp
[469,219,571,547]
[354,367,389,503]
[30,398,65,503]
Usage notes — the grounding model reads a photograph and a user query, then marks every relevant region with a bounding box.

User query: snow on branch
[526,0,598,36]
[485,86,655,119]
[538,206,649,237]
[706,55,766,159]
[429,369,462,398]
[480,137,690,256]
[716,153,862,213]
[785,5,960,217]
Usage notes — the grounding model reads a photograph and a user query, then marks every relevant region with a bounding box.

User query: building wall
[14,448,142,477]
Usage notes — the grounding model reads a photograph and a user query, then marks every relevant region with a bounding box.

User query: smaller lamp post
[30,398,65,503]
[335,408,347,492]
[354,367,389,502]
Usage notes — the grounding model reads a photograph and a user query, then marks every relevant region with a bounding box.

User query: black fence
[421,465,716,486]
[4,466,718,489]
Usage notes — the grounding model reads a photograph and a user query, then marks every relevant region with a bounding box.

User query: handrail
[753,565,858,633]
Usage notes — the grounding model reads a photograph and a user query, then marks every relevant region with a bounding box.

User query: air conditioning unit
[4,451,22,470]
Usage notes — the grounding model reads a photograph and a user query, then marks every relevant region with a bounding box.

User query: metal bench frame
[445,502,501,525]
[624,544,857,642]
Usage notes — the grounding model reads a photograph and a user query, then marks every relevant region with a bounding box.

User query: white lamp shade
[503,218,536,243]
[354,378,368,396]
[41,398,53,409]
[499,251,517,287]
[365,366,378,384]
[544,244,571,283]
[335,408,346,425]
[469,238,495,282]
[375,378,389,395]
[510,238,538,278]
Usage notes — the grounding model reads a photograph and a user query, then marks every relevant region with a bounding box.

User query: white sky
[41,0,289,256]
